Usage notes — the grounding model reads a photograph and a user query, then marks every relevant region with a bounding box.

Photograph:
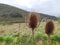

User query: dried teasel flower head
[45,20,54,35]
[28,12,38,30]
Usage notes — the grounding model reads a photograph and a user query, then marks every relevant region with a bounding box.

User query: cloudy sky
[0,0,60,17]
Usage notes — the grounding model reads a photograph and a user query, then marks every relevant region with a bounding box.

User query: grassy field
[0,21,60,45]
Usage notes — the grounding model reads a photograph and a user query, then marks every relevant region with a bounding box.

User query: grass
[0,21,59,45]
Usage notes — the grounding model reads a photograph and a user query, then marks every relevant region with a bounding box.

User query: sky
[0,0,60,17]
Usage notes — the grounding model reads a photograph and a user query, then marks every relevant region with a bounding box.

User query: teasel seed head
[28,12,38,30]
[45,20,54,35]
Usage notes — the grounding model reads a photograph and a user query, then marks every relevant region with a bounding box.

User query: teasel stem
[19,23,20,32]
[38,17,47,28]
[32,28,37,45]
[18,23,20,37]
[47,35,50,45]
[32,29,34,45]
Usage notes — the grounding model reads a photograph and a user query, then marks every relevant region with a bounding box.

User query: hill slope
[0,3,57,23]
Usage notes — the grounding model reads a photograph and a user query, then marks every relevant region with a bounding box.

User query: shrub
[0,36,5,42]
[4,36,14,43]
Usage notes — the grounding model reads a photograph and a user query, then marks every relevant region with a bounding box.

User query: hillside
[0,3,57,23]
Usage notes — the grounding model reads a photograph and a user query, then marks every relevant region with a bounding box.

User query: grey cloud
[30,0,60,17]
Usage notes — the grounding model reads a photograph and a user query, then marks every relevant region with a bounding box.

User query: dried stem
[47,35,50,45]
[38,17,47,27]
[32,29,34,45]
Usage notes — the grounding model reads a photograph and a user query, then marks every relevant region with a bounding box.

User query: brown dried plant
[45,20,54,35]
[29,12,38,30]
[28,12,38,45]
[45,20,54,45]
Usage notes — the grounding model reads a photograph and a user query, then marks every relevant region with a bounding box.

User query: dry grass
[0,21,59,36]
